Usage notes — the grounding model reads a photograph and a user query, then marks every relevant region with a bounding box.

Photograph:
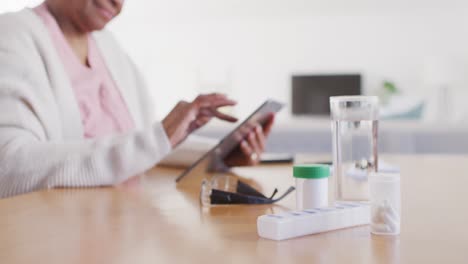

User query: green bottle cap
[293,164,330,179]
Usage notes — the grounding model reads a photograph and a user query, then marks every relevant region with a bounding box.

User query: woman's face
[49,0,124,32]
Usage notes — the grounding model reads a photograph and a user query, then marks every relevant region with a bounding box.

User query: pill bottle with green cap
[293,164,330,210]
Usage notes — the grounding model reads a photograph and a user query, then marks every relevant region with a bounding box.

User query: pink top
[34,4,135,138]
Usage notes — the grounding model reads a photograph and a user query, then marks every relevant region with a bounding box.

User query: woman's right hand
[162,93,238,147]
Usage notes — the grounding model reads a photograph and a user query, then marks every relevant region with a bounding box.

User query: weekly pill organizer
[257,202,370,241]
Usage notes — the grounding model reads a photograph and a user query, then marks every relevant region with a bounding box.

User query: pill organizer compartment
[257,202,370,241]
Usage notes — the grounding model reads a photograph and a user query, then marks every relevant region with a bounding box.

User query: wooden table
[0,155,467,263]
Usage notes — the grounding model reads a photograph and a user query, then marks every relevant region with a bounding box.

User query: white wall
[0,0,42,12]
[2,0,468,121]
[107,0,468,120]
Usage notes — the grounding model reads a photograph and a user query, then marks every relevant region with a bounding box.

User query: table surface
[0,155,467,264]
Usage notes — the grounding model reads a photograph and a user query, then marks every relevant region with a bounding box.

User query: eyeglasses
[200,174,295,206]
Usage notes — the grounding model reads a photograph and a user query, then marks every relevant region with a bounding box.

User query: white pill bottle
[294,164,330,210]
[369,172,401,235]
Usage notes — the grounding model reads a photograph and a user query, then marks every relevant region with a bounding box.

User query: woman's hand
[224,113,275,167]
[162,94,238,147]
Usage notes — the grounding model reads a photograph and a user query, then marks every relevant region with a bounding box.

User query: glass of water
[329,96,379,203]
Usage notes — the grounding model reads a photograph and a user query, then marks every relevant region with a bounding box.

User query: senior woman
[0,0,274,198]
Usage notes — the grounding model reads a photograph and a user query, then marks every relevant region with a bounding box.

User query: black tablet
[176,99,284,182]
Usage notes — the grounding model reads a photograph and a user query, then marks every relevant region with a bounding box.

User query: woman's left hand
[223,113,275,167]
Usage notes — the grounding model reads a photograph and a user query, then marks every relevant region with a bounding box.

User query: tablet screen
[176,99,284,182]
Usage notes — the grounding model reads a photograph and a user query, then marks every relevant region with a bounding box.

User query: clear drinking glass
[329,96,379,203]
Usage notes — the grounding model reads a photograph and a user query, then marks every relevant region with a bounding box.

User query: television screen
[292,74,361,116]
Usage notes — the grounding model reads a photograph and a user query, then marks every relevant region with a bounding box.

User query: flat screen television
[292,74,361,116]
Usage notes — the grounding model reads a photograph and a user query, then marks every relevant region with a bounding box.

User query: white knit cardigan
[0,9,213,198]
